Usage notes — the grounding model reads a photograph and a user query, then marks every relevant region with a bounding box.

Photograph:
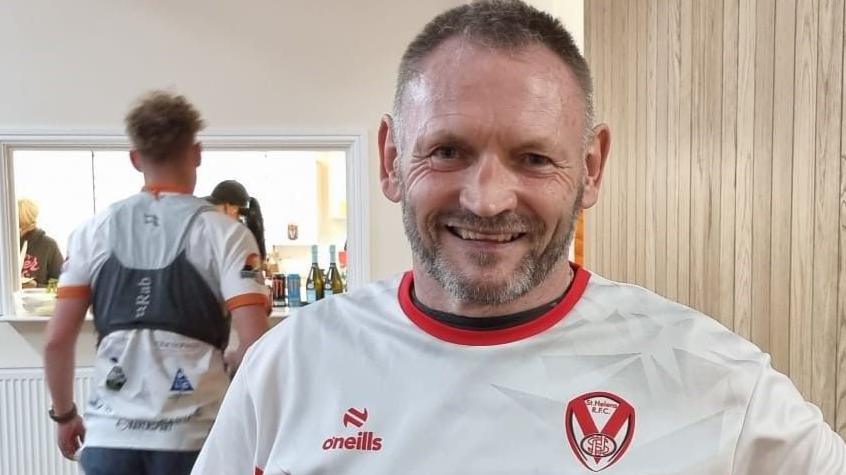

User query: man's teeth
[453,228,519,242]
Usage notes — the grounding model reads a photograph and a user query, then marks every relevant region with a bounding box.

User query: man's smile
[445,225,526,243]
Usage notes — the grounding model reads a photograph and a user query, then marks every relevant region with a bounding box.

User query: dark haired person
[195,2,844,474]
[44,91,269,474]
[206,179,267,262]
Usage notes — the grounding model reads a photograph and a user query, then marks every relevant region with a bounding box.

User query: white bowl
[17,289,56,316]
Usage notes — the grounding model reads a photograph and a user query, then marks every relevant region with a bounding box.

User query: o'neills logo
[322,407,383,451]
[565,392,635,472]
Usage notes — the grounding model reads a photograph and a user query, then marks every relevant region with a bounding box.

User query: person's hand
[56,415,85,460]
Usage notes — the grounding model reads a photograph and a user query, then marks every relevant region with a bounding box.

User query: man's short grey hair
[392,0,594,147]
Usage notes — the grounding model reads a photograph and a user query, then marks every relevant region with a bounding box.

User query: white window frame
[0,131,370,317]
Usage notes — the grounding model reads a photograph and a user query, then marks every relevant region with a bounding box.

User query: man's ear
[581,123,611,209]
[379,115,402,202]
[129,150,143,172]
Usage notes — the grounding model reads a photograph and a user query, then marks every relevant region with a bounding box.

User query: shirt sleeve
[191,349,259,475]
[732,361,846,474]
[56,222,93,299]
[218,221,270,312]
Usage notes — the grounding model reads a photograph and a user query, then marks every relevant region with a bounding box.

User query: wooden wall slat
[605,0,617,278]
[610,1,623,281]
[677,0,693,306]
[636,0,649,287]
[655,0,670,297]
[594,0,606,273]
[790,0,818,399]
[594,0,607,273]
[689,0,724,321]
[645,0,658,291]
[666,0,681,302]
[625,0,639,283]
[704,0,724,322]
[769,0,796,374]
[751,0,776,354]
[735,0,757,340]
[836,0,846,438]
[689,0,706,313]
[811,0,843,424]
[719,0,739,332]
[604,0,614,277]
[583,0,595,268]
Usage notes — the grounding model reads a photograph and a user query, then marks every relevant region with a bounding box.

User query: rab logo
[565,392,635,472]
[135,276,152,319]
[322,407,383,451]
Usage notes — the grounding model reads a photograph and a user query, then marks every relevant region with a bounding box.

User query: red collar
[398,263,590,346]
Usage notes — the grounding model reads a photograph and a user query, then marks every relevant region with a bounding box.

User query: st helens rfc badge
[565,391,635,472]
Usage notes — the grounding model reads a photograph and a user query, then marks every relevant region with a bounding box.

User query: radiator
[0,368,93,475]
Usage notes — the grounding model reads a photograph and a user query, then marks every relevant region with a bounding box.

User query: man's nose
[459,154,518,217]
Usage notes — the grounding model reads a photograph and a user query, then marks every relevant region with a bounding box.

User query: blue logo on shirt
[170,368,194,392]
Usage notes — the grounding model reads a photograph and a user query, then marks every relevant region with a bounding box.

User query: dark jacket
[20,228,63,286]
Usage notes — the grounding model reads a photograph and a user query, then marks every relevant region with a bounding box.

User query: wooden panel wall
[585,0,846,438]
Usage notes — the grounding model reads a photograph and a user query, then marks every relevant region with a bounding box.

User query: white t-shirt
[58,191,269,451]
[193,265,845,474]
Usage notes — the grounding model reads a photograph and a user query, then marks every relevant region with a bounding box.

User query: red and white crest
[565,391,635,472]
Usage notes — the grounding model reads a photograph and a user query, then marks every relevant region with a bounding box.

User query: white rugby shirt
[58,189,269,451]
[193,264,845,474]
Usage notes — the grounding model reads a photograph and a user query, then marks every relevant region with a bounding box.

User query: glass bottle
[325,244,344,296]
[305,245,324,303]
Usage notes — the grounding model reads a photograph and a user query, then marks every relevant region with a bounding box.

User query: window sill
[0,314,90,323]
[0,307,294,323]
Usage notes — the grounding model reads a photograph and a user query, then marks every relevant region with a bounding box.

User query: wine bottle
[323,258,333,298]
[305,245,324,303]
[325,244,344,296]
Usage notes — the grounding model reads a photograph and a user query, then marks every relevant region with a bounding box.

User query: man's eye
[524,154,552,167]
[432,146,460,160]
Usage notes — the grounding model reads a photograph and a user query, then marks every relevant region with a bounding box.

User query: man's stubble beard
[401,184,583,306]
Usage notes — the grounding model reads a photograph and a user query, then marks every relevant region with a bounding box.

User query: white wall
[0,0,583,368]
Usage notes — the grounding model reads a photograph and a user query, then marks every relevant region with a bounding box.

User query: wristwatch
[48,403,77,423]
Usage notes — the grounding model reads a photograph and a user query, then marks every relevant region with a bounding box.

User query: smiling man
[193,1,845,474]
[387,34,594,318]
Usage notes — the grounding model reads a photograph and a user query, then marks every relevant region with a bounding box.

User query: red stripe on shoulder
[226,292,269,311]
[56,285,91,300]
